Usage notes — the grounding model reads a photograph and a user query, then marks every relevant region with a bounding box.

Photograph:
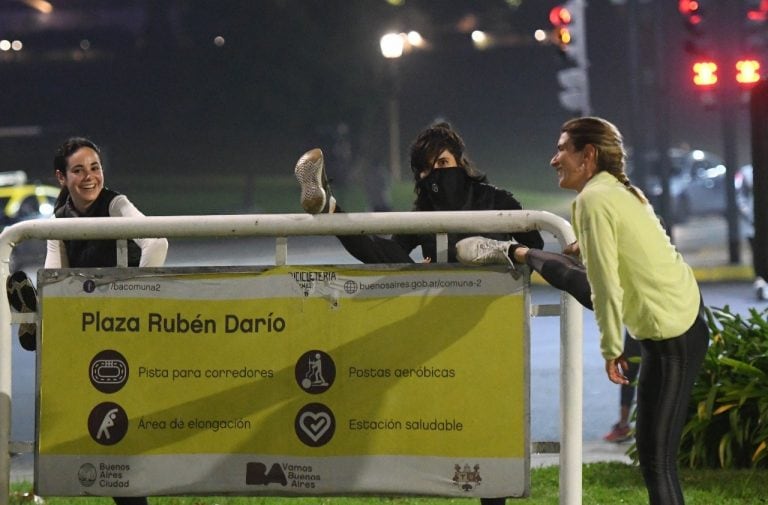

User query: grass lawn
[11,463,767,505]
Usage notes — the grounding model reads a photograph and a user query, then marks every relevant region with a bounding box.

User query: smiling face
[56,146,104,213]
[550,132,596,192]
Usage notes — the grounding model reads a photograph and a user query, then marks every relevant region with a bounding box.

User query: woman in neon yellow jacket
[456,117,707,503]
[554,117,709,505]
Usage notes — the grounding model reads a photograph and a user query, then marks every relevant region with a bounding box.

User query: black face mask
[418,168,470,210]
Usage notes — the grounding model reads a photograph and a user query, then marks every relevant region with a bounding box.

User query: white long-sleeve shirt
[44,194,168,268]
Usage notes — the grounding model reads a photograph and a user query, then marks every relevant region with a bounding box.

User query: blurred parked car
[0,171,59,271]
[646,148,753,225]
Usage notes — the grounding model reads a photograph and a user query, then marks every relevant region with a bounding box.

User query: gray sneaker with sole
[294,148,335,214]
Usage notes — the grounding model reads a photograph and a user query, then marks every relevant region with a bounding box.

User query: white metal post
[0,247,12,505]
[560,291,583,505]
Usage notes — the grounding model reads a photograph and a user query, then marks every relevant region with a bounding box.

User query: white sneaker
[294,148,336,214]
[456,237,516,268]
[755,276,767,301]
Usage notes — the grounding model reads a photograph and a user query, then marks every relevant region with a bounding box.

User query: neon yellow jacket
[572,171,700,359]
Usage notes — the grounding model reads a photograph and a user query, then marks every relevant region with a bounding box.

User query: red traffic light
[678,0,700,15]
[692,61,718,87]
[747,0,768,22]
[679,0,702,25]
[549,6,572,27]
[736,59,761,86]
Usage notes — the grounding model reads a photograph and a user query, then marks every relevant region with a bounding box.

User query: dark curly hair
[409,122,487,209]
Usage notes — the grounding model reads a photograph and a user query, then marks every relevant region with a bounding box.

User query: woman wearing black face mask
[294,122,543,264]
[295,122,541,505]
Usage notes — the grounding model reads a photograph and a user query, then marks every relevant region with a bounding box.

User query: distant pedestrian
[602,332,640,443]
[735,165,765,300]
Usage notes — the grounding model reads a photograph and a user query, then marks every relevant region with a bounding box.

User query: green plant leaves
[677,305,768,469]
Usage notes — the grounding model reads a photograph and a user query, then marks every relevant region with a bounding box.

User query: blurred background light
[406,31,423,48]
[21,0,53,14]
[471,30,491,50]
[380,32,404,59]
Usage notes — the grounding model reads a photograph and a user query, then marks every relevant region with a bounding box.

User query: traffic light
[549,0,592,115]
[736,59,761,87]
[549,0,590,114]
[692,60,718,87]
[548,1,586,66]
[738,3,765,90]
[554,25,572,47]
[549,5,572,26]
[746,0,768,22]
[549,5,573,53]
[678,0,703,28]
[745,1,768,55]
[678,0,712,57]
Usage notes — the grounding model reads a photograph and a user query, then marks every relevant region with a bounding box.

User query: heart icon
[299,411,332,442]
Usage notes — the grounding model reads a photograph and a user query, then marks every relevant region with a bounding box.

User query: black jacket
[338,180,544,263]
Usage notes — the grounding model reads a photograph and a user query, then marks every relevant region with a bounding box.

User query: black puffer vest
[54,188,141,267]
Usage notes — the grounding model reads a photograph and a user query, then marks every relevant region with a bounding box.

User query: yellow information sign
[36,265,529,498]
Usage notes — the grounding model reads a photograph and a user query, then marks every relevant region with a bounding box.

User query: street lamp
[379,31,425,182]
[380,32,405,182]
[380,32,405,58]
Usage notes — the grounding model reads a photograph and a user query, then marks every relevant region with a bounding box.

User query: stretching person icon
[97,408,119,441]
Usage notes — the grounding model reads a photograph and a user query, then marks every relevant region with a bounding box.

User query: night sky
[0,0,760,200]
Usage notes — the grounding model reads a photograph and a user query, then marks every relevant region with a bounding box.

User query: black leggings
[636,307,709,505]
[523,249,593,309]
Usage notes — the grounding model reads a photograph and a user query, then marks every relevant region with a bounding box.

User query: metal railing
[0,210,583,505]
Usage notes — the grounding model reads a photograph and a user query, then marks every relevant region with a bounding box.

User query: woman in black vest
[45,137,167,269]
[47,137,167,505]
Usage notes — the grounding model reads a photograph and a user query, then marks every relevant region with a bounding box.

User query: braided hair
[561,117,647,204]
